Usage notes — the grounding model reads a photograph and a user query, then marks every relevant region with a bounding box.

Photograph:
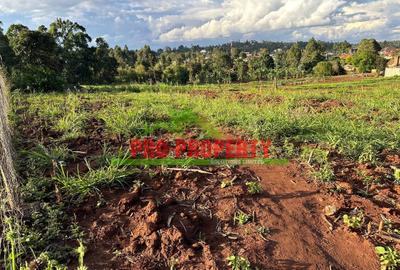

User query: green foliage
[54,159,131,199]
[286,43,302,69]
[352,39,381,73]
[300,38,324,72]
[245,181,263,195]
[342,212,364,229]
[313,61,334,77]
[221,179,234,188]
[76,241,88,270]
[227,255,252,270]
[234,210,251,225]
[392,166,400,185]
[375,246,400,270]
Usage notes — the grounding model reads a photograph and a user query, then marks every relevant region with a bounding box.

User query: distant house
[339,53,352,60]
[384,55,400,77]
[380,47,399,59]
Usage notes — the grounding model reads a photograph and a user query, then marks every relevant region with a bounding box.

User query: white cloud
[154,0,400,42]
[0,0,399,47]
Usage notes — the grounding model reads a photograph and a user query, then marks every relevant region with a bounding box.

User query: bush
[313,61,334,77]
[11,65,65,92]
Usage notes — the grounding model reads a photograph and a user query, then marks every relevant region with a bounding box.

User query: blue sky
[1,0,399,49]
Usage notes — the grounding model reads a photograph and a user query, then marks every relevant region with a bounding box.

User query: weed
[234,210,251,225]
[391,166,400,185]
[312,164,334,182]
[76,241,88,270]
[54,157,131,198]
[4,218,18,270]
[226,255,252,270]
[343,212,364,229]
[257,226,271,240]
[375,246,400,270]
[245,181,263,195]
[20,253,67,270]
[221,179,234,188]
[168,257,179,270]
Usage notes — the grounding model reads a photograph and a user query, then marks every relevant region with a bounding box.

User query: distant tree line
[0,19,393,91]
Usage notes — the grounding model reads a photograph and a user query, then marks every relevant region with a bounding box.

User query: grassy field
[7,76,400,269]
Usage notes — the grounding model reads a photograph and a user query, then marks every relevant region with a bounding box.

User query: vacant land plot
[9,76,400,269]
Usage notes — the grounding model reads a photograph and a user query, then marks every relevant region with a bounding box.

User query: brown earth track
[74,163,381,270]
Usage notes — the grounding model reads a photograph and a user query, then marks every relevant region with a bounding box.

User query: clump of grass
[55,110,87,140]
[301,146,334,182]
[23,144,75,174]
[54,160,131,199]
[227,255,252,270]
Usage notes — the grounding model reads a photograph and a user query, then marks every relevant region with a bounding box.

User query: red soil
[74,162,386,270]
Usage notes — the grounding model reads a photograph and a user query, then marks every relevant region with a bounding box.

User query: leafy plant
[227,255,252,270]
[343,212,364,229]
[375,246,400,270]
[234,210,251,226]
[221,179,234,188]
[76,241,88,270]
[245,181,263,195]
[391,166,400,185]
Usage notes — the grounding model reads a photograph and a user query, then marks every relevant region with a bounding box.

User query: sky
[1,0,399,49]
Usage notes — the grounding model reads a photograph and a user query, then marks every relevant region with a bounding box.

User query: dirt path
[76,163,380,270]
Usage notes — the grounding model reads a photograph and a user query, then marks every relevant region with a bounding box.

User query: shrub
[313,61,334,77]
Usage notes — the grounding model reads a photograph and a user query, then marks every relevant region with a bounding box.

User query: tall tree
[0,21,15,67]
[352,39,382,72]
[49,18,93,84]
[286,43,302,69]
[333,41,352,54]
[93,38,117,84]
[6,24,64,90]
[300,38,324,73]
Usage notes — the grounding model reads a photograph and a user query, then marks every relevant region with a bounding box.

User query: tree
[136,45,156,71]
[49,18,93,84]
[286,43,302,69]
[352,39,382,73]
[0,21,15,68]
[6,24,64,90]
[273,49,287,69]
[212,48,232,83]
[300,38,324,73]
[333,41,352,54]
[93,38,118,84]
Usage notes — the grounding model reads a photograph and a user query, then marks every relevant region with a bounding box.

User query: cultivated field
[10,76,400,269]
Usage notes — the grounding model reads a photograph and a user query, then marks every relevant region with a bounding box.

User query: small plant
[245,181,263,195]
[76,240,88,270]
[221,179,234,188]
[312,164,334,182]
[234,210,251,225]
[343,212,364,229]
[168,257,179,270]
[227,255,252,270]
[391,166,400,185]
[375,246,400,270]
[257,226,271,240]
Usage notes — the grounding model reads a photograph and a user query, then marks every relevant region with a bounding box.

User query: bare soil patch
[74,163,383,270]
